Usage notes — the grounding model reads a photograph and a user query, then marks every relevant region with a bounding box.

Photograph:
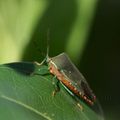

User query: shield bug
[46,53,96,106]
[34,30,96,107]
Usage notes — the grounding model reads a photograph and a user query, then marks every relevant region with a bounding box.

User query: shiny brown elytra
[47,52,96,106]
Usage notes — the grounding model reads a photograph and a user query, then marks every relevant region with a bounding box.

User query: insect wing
[51,53,96,102]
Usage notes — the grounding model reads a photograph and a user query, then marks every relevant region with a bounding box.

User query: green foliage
[0,62,103,120]
[0,0,47,63]
[2,0,118,120]
[0,0,97,64]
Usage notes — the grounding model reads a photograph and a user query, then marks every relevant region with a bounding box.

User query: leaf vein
[0,94,52,120]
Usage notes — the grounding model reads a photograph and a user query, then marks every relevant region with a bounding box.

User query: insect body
[47,52,96,106]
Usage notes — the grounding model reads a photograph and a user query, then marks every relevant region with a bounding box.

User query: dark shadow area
[80,0,120,119]
[22,0,77,62]
[5,62,35,75]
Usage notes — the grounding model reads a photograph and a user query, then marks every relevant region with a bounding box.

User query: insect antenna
[40,28,51,65]
[46,28,50,61]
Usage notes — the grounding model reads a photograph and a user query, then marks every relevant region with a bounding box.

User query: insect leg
[52,76,60,96]
[34,57,47,66]
[31,63,49,76]
[69,94,83,111]
[61,83,83,110]
[72,96,83,111]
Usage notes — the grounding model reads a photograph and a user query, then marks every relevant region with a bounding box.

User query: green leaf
[0,0,48,63]
[0,62,103,120]
[65,0,98,62]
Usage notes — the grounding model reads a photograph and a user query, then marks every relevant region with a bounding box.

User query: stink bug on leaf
[34,30,96,109]
[46,53,96,106]
[35,52,96,107]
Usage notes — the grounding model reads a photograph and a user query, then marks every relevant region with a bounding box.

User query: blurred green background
[0,0,120,120]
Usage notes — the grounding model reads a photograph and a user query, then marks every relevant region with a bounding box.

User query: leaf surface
[0,62,103,120]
